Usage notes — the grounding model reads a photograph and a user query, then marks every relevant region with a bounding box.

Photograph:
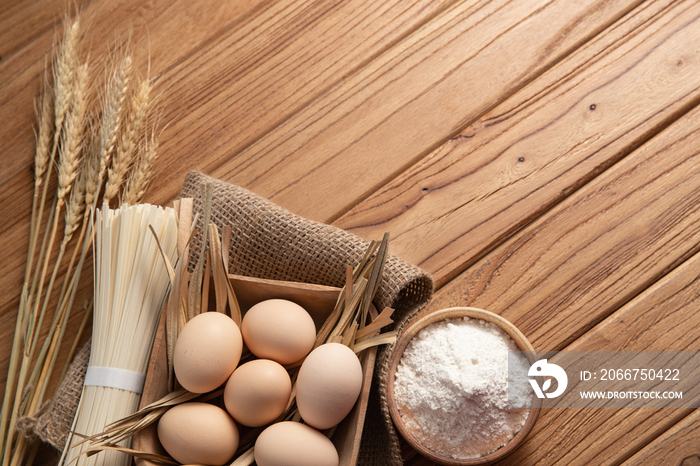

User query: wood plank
[0,0,264,189]
[0,0,92,59]
[204,0,644,222]
[402,86,700,466]
[336,0,700,288]
[131,0,467,208]
[622,410,700,466]
[409,240,700,465]
[422,101,700,351]
[489,251,700,465]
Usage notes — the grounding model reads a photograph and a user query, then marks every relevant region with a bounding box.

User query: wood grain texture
[337,0,700,288]
[404,90,700,466]
[0,0,92,59]
[0,0,263,189]
[424,100,700,352]
[490,248,700,465]
[407,191,700,465]
[2,0,700,463]
[130,0,463,208]
[622,410,700,466]
[205,0,644,222]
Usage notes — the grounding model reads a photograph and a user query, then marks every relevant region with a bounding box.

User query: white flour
[394,317,532,459]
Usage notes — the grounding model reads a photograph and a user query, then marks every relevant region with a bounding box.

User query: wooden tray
[134,274,377,466]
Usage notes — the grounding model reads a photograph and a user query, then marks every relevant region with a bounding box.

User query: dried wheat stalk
[116,78,151,203]
[0,64,53,463]
[0,17,83,466]
[123,125,159,205]
[103,54,134,203]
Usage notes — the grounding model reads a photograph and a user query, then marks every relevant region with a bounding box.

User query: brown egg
[157,402,239,466]
[174,312,242,393]
[224,359,292,427]
[241,299,316,364]
[296,343,363,429]
[254,421,338,466]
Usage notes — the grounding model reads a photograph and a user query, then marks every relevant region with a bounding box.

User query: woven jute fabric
[21,339,90,450]
[30,171,434,464]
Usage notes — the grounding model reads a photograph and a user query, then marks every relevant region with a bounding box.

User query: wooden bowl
[134,274,377,466]
[386,307,541,465]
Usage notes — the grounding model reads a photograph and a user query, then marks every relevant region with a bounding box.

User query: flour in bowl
[393,317,532,459]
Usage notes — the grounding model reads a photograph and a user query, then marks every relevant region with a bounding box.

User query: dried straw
[21,58,90,426]
[102,55,133,203]
[0,19,82,466]
[116,78,151,204]
[0,63,54,461]
[34,65,54,189]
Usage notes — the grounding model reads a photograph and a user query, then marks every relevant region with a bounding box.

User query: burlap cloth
[26,171,434,465]
[18,339,91,451]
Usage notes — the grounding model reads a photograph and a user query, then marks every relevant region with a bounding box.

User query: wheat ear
[35,65,54,188]
[20,60,89,429]
[83,125,101,209]
[122,79,157,204]
[101,54,132,203]
[124,132,159,205]
[23,16,81,340]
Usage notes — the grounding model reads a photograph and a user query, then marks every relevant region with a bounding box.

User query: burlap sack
[18,339,90,451]
[30,171,434,465]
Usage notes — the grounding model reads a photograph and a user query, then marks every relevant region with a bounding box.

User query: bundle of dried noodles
[59,203,177,466]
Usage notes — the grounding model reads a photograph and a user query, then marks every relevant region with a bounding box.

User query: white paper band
[84,366,146,394]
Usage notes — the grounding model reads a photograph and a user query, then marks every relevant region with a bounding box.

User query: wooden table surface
[2,0,700,464]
